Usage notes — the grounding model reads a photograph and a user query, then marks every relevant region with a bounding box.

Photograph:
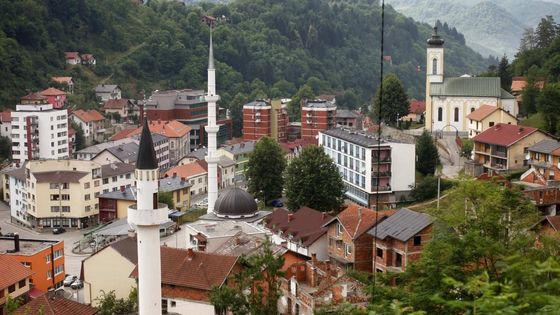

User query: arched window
[454,107,459,122]
[437,107,443,121]
[471,107,475,113]
[432,58,438,74]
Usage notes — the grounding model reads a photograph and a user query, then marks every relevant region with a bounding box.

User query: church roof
[136,118,158,170]
[430,77,512,98]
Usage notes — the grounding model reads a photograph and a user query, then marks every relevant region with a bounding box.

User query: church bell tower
[425,26,445,131]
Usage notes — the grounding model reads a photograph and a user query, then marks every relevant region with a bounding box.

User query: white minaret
[206,28,221,214]
[128,117,168,315]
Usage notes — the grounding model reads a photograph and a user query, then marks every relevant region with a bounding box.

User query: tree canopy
[416,130,439,176]
[284,145,345,212]
[245,137,286,205]
[372,74,409,124]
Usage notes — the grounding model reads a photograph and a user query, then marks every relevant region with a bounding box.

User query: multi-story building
[471,124,553,175]
[164,161,207,196]
[143,89,232,149]
[319,128,415,207]
[301,99,336,143]
[51,76,74,94]
[263,207,332,260]
[94,84,121,101]
[91,142,139,166]
[5,159,102,230]
[520,140,560,186]
[132,133,170,170]
[0,253,33,313]
[111,120,190,165]
[242,99,289,142]
[216,141,256,179]
[11,93,69,164]
[335,109,361,129]
[0,235,65,291]
[71,109,106,146]
[179,148,236,189]
[466,105,517,138]
[103,99,138,123]
[100,162,135,194]
[75,138,137,160]
[323,204,393,272]
[0,110,11,138]
[368,208,433,273]
[40,87,66,109]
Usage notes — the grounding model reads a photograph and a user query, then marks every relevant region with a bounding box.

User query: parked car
[2,232,15,237]
[271,199,284,207]
[52,227,66,235]
[71,279,84,289]
[63,275,77,287]
[195,197,208,208]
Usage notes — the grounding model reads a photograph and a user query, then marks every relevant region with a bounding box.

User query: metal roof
[367,208,433,242]
[159,176,192,192]
[430,77,504,98]
[321,128,391,148]
[104,142,139,164]
[528,140,560,154]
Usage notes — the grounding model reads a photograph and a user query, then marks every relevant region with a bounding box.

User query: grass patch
[521,113,545,129]
[176,208,207,225]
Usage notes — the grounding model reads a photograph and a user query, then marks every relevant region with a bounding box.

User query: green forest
[0,0,490,121]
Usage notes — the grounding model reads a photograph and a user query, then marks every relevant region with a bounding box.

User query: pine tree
[284,146,345,212]
[535,16,558,48]
[537,84,560,135]
[498,55,512,92]
[246,137,286,205]
[416,130,439,176]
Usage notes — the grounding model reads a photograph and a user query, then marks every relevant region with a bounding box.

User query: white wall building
[100,162,136,194]
[11,94,69,164]
[185,220,267,252]
[319,128,415,208]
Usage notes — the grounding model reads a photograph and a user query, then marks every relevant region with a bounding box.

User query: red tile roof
[264,207,333,247]
[511,76,545,93]
[13,295,98,315]
[73,109,105,122]
[409,99,425,114]
[103,99,130,110]
[0,110,11,123]
[110,127,138,140]
[111,120,191,140]
[51,76,73,84]
[466,105,497,121]
[64,52,80,59]
[164,161,207,179]
[472,123,539,147]
[40,87,66,96]
[20,92,48,101]
[325,203,394,239]
[131,247,238,291]
[0,254,33,289]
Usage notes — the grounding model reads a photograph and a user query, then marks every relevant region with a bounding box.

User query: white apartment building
[100,162,136,195]
[319,128,415,208]
[11,94,69,164]
[4,159,102,230]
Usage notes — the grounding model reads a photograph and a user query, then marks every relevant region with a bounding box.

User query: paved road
[437,135,464,179]
[0,201,90,278]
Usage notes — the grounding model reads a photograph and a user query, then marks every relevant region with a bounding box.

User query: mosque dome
[214,188,258,218]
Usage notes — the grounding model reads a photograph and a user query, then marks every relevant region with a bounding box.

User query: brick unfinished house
[323,204,393,272]
[279,254,369,315]
[367,208,433,273]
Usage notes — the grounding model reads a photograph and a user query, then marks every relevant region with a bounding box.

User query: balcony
[372,171,392,177]
[372,185,391,192]
[372,157,391,164]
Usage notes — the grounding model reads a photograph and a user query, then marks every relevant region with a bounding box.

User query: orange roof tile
[0,254,33,289]
[409,99,426,114]
[164,162,207,179]
[466,105,498,121]
[110,128,138,141]
[13,295,97,315]
[51,76,73,84]
[103,99,130,110]
[0,110,11,123]
[21,92,48,101]
[131,247,238,291]
[326,203,394,239]
[64,52,79,59]
[473,124,539,147]
[73,109,104,122]
[40,87,66,96]
[111,120,191,140]
[511,77,545,93]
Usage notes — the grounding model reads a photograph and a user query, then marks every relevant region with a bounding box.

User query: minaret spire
[205,23,221,214]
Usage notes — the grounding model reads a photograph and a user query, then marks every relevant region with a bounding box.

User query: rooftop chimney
[288,213,294,222]
[128,229,136,238]
[173,172,177,178]
[187,248,195,259]
[322,212,327,220]
[14,233,20,253]
[120,186,125,193]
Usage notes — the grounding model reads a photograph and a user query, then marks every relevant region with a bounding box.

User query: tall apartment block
[319,128,415,208]
[301,99,337,143]
[242,100,289,142]
[11,93,69,164]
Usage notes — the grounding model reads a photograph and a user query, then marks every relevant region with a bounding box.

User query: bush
[410,175,453,202]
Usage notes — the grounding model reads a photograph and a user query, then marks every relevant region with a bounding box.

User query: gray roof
[104,142,139,164]
[322,128,391,148]
[528,140,560,154]
[430,77,508,98]
[95,84,119,93]
[98,187,136,201]
[2,167,25,181]
[218,156,236,168]
[101,162,135,178]
[186,149,235,167]
[244,100,270,107]
[214,231,288,257]
[132,132,168,145]
[159,176,192,192]
[304,99,336,108]
[501,89,515,99]
[367,208,433,242]
[221,141,256,155]
[336,109,360,119]
[77,138,136,155]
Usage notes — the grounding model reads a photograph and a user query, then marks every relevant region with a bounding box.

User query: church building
[424,28,517,133]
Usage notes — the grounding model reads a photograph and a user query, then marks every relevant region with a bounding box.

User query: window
[432,58,438,74]
[489,122,495,127]
[171,301,176,307]
[112,176,117,182]
[345,244,352,256]
[46,254,51,263]
[84,182,90,189]
[0,288,4,298]
[471,107,475,113]
[337,223,343,236]
[454,107,459,122]
[54,265,64,275]
[377,247,384,258]
[47,270,52,279]
[102,178,109,184]
[53,249,63,259]
[437,107,443,121]
[8,284,15,293]
[18,279,26,289]
[85,194,91,201]
[413,236,422,246]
